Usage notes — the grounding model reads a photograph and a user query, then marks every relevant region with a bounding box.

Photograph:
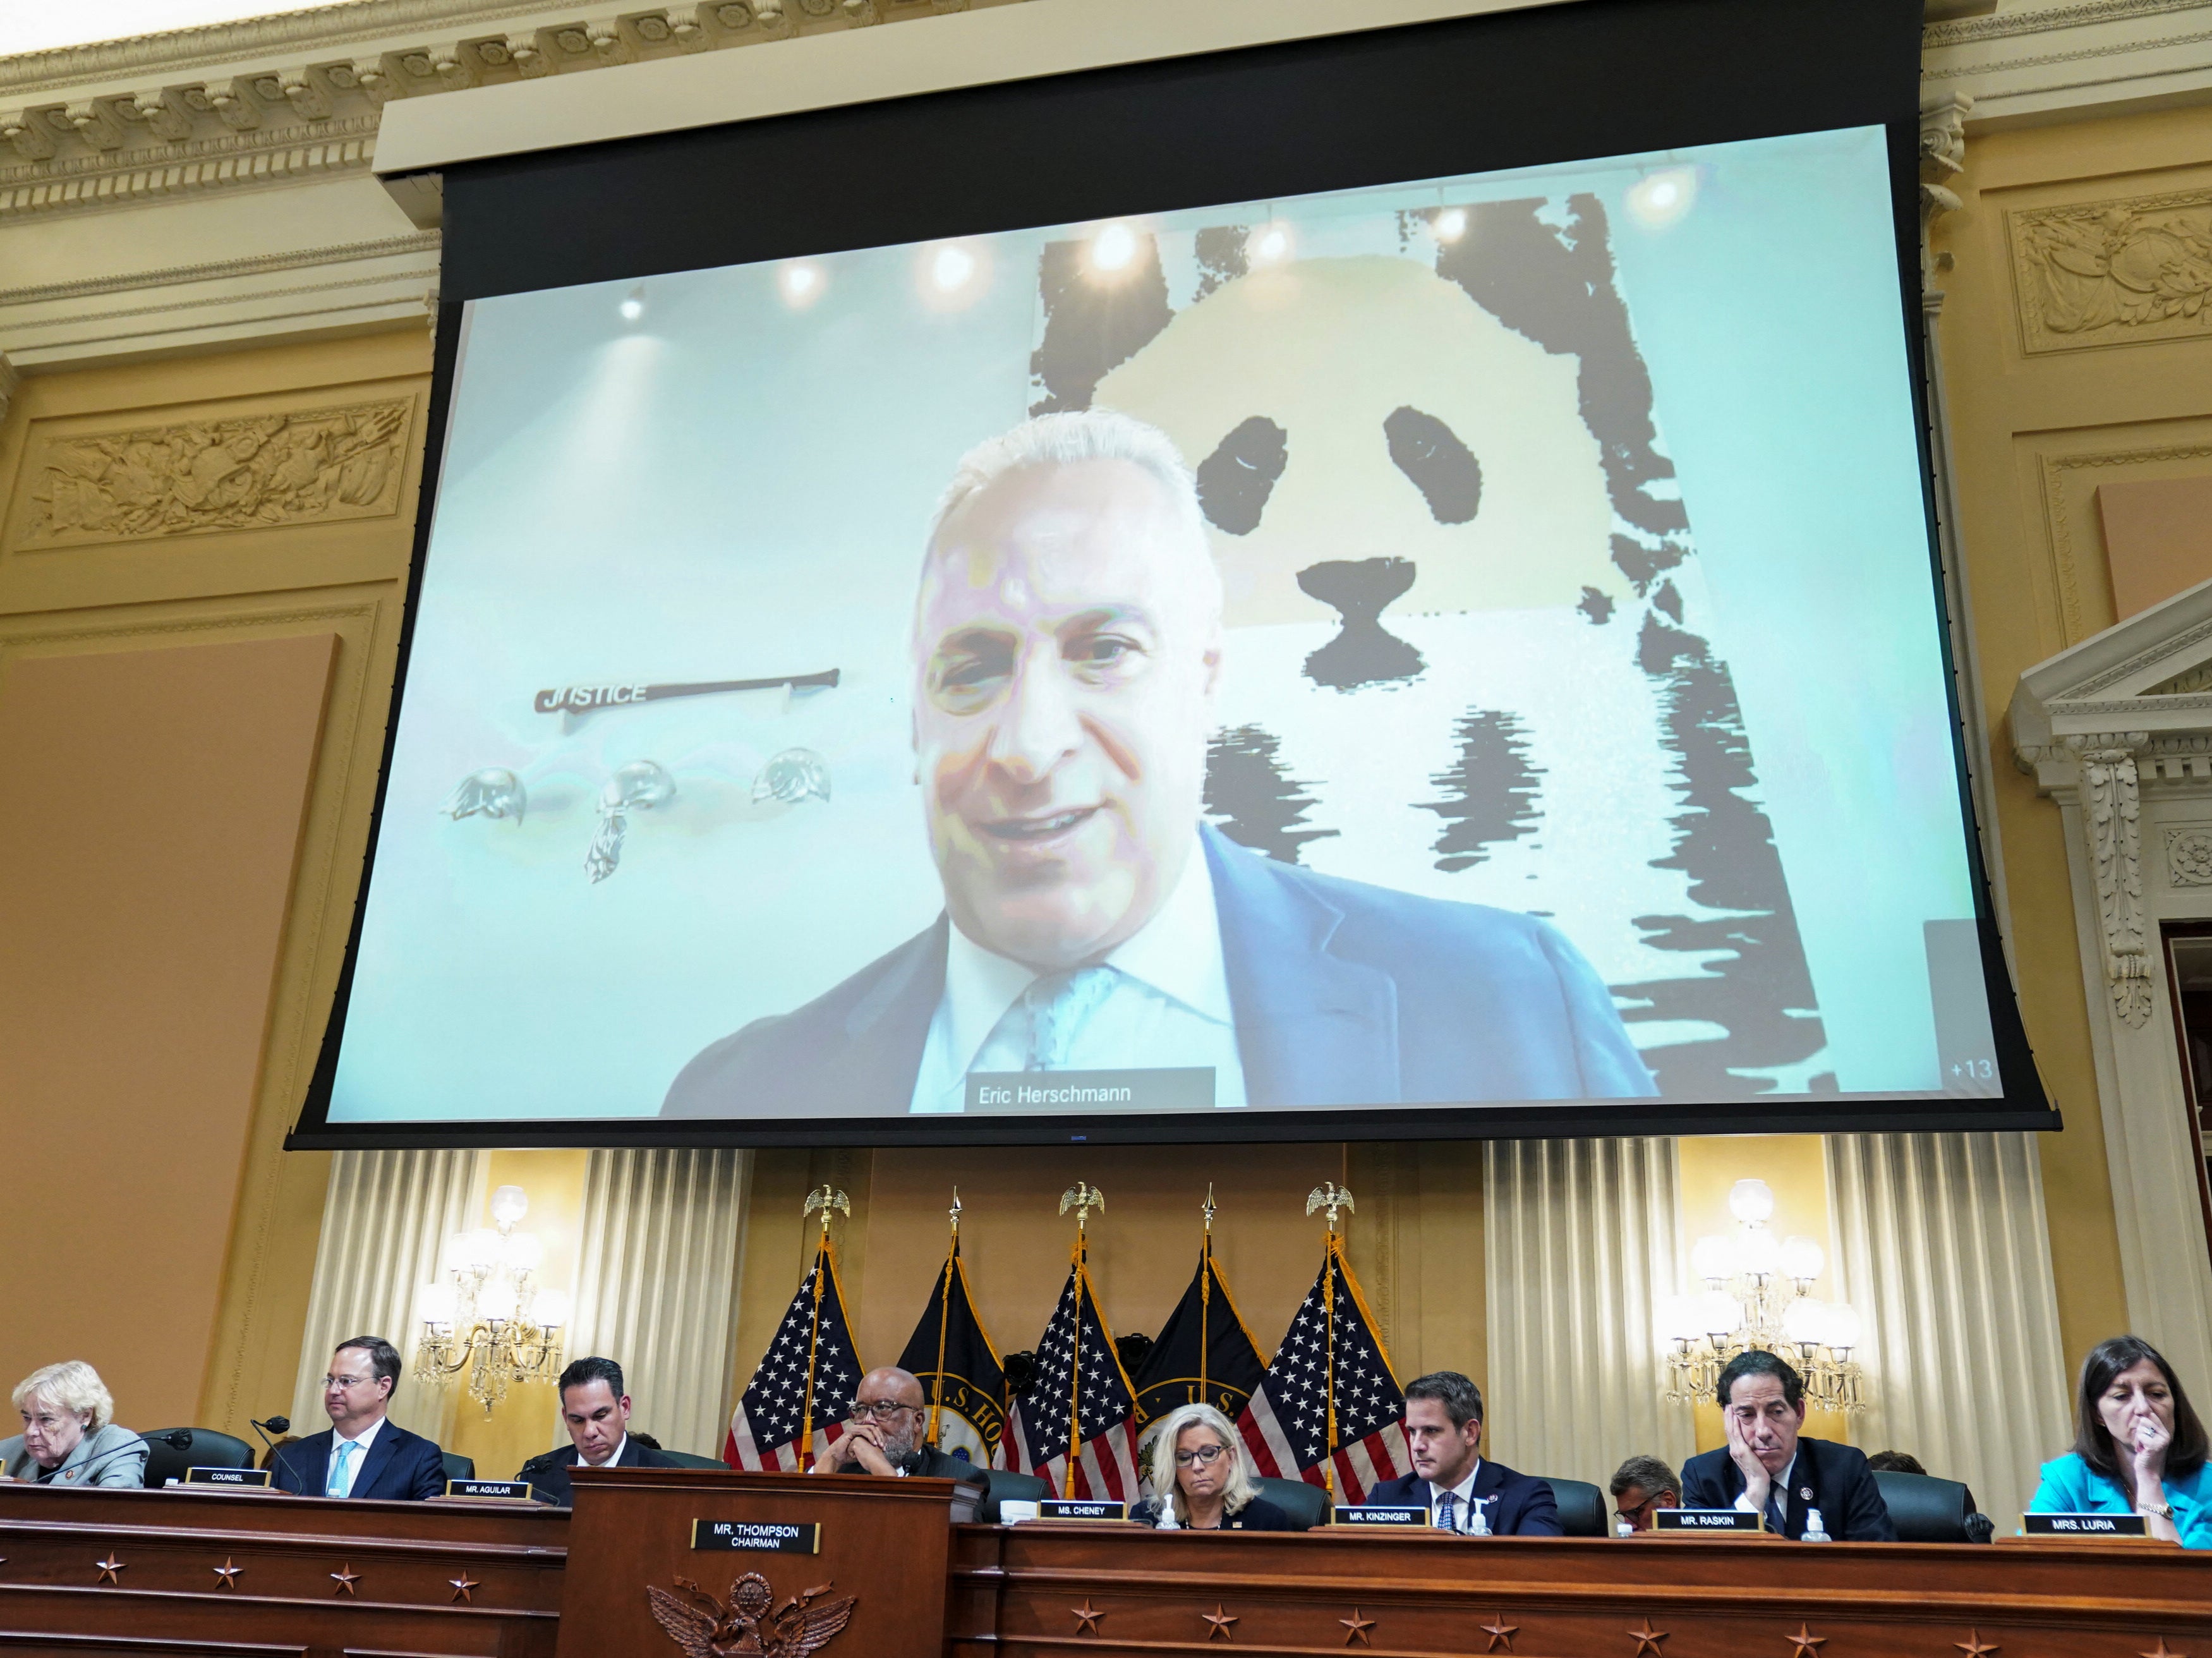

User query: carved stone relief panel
[2010,186,2212,354]
[15,396,411,550]
[2030,423,2212,645]
[2166,823,2212,888]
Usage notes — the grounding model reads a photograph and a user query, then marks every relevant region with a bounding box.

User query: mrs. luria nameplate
[2021,1512,2148,1538]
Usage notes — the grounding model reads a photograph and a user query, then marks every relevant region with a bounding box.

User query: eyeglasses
[322,1375,378,1391]
[849,1401,920,1420]
[1174,1444,1228,1468]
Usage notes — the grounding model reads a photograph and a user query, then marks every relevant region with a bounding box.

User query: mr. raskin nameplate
[1334,1505,1428,1527]
[184,1466,272,1488]
[1039,1499,1127,1522]
[692,1520,821,1553]
[445,1479,534,1501]
[1654,1508,1763,1533]
[2022,1511,2149,1538]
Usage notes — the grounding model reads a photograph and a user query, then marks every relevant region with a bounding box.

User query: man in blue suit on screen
[663,410,1653,1118]
[1369,1372,1561,1535]
[272,1336,447,1503]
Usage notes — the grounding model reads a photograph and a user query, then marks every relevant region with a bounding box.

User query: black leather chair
[1871,1470,1973,1542]
[655,1449,730,1470]
[140,1428,253,1488]
[975,1467,1048,1522]
[1253,1475,1331,1531]
[440,1451,476,1484]
[1541,1477,1609,1539]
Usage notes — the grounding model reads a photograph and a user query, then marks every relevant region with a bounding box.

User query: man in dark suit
[811,1367,995,1487]
[271,1336,447,1502]
[517,1356,681,1506]
[663,411,1654,1120]
[1367,1371,1561,1535]
[1679,1350,1895,1540]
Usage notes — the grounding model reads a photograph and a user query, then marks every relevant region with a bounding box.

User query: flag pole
[1059,1182,1103,1500]
[798,1184,849,1468]
[1200,1185,1216,1409]
[1305,1182,1354,1503]
[930,1189,960,1448]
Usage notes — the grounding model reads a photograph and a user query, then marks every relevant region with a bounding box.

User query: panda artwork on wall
[1033,197,1830,1098]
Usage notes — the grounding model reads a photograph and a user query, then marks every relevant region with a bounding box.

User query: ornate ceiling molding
[1924,0,2211,50]
[1923,0,2212,123]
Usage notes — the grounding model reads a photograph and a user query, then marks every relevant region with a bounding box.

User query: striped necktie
[1435,1492,1459,1534]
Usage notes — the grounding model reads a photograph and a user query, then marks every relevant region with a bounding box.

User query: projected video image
[331,124,1998,1124]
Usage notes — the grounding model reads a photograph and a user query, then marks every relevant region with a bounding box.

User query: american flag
[1001,1254,1143,1501]
[724,1242,862,1471]
[1236,1240,1410,1502]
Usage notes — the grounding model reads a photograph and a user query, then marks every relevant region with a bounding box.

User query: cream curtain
[1484,1137,1695,1488]
[566,1147,751,1459]
[1825,1132,2071,1528]
[290,1147,480,1440]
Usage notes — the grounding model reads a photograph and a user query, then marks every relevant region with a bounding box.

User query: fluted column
[1826,1132,2070,1527]
[1484,1138,1694,1484]
[567,1147,751,1459]
[290,1147,480,1438]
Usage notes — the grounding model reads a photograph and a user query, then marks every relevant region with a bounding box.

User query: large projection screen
[293,0,2053,1148]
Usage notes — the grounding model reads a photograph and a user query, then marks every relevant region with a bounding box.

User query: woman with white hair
[1130,1401,1292,1531]
[1,1361,147,1487]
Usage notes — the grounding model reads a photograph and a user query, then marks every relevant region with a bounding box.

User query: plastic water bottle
[1802,1508,1831,1542]
[1616,1520,1635,1538]
[1467,1502,1492,1537]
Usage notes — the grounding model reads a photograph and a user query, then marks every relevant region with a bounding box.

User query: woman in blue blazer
[2029,1334,2212,1547]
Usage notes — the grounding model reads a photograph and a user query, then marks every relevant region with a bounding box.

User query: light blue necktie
[1024,968,1116,1070]
[1435,1492,1458,1534]
[326,1439,356,1499]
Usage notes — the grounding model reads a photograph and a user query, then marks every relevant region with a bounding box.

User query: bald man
[811,1367,979,1481]
[664,409,1652,1118]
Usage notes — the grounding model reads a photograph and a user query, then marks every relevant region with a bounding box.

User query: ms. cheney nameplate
[1037,1499,1127,1522]
[692,1520,822,1554]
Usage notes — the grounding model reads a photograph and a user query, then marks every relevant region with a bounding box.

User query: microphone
[157,1429,195,1451]
[248,1415,290,1453]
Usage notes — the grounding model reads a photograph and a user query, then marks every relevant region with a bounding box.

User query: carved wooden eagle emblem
[646,1571,857,1658]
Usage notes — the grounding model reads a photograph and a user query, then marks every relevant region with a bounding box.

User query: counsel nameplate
[1655,1508,1763,1532]
[1039,1499,1127,1522]
[2021,1511,2148,1538]
[184,1466,272,1488]
[1334,1505,1428,1527]
[445,1479,534,1501]
[692,1520,821,1553]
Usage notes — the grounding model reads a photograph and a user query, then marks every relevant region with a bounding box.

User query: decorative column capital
[2068,735,2154,1027]
[1919,91,1974,307]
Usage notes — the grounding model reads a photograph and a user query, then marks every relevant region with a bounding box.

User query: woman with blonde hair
[1130,1402,1291,1531]
[1,1362,147,1488]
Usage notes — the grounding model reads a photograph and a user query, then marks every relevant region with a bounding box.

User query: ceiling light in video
[1433,207,1468,243]
[933,244,977,291]
[619,284,644,322]
[1089,222,1138,274]
[1247,221,1293,268]
[778,262,825,307]
[1626,167,1698,228]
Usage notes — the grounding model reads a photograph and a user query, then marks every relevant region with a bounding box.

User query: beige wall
[1934,102,2212,1372]
[0,330,431,1436]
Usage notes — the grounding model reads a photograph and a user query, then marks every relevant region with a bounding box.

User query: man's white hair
[927,412,1221,620]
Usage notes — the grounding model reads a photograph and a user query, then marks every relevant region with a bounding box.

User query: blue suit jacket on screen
[272,1420,447,1503]
[663,825,1655,1115]
[1679,1436,1897,1541]
[1367,1460,1564,1537]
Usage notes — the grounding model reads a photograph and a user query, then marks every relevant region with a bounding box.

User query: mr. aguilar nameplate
[445,1479,534,1501]
[2021,1511,2149,1538]
[1654,1509,1763,1532]
[1038,1499,1127,1522]
[1333,1505,1427,1527]
[184,1466,272,1488]
[692,1520,822,1553]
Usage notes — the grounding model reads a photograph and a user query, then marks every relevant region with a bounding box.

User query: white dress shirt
[576,1433,627,1469]
[326,1415,385,1498]
[1734,1451,1798,1529]
[909,836,1248,1113]
[1430,1461,1485,1533]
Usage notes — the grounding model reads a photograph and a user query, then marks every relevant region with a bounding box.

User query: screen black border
[289,0,2058,1150]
